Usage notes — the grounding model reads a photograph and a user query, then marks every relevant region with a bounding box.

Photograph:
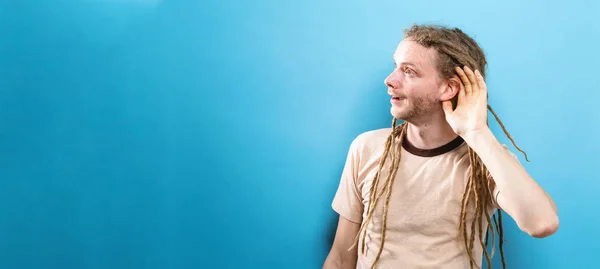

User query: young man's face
[385,39,447,121]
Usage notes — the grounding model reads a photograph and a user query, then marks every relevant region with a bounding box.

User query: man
[322,24,559,269]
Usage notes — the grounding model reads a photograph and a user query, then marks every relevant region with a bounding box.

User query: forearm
[323,251,357,269]
[463,127,559,236]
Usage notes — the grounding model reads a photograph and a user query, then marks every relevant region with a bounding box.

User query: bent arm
[465,127,559,238]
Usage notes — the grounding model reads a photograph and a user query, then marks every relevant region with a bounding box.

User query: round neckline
[401,135,465,157]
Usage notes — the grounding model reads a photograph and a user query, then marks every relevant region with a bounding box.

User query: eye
[404,68,416,75]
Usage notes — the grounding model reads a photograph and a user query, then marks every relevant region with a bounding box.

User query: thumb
[442,101,454,115]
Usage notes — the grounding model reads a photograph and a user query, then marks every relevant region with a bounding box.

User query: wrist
[461,127,501,153]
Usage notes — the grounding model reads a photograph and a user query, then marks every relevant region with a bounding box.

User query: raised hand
[442,66,489,137]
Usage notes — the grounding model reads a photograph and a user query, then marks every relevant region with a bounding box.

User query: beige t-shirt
[332,127,517,269]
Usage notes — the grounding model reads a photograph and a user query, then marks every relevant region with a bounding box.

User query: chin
[390,107,408,120]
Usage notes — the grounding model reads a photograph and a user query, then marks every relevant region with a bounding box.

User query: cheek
[407,81,440,101]
[403,80,421,95]
[404,81,427,96]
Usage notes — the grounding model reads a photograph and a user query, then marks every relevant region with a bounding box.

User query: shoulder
[348,127,394,156]
[352,127,393,147]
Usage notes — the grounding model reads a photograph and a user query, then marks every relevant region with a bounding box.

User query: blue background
[1,0,597,268]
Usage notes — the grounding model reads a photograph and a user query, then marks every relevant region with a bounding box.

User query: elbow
[526,215,560,238]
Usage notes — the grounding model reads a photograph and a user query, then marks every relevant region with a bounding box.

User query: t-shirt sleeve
[331,137,364,224]
[488,144,522,209]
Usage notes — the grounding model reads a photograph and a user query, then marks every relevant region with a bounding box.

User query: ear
[439,75,461,102]
[439,76,461,110]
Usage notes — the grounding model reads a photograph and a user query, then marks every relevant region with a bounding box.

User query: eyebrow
[393,60,421,69]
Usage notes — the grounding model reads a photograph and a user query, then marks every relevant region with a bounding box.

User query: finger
[456,74,466,100]
[455,66,472,96]
[442,100,453,115]
[463,66,478,96]
[474,70,487,93]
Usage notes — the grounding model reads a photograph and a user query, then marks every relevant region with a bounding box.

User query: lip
[391,97,405,104]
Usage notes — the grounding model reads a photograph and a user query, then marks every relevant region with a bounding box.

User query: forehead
[393,39,438,69]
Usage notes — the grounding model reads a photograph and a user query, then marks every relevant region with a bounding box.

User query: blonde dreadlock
[350,24,530,269]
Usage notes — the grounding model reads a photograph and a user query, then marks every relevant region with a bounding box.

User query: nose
[385,69,401,90]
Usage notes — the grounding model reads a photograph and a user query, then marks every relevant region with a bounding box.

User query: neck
[403,112,459,150]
